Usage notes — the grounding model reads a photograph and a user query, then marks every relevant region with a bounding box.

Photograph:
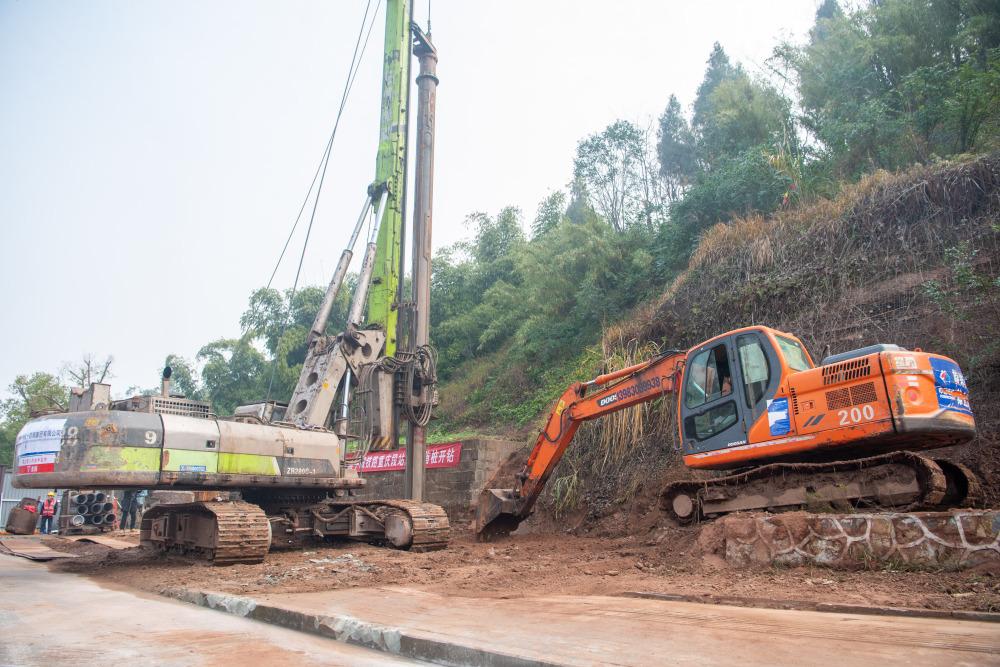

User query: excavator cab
[676,326,976,474]
[678,328,813,463]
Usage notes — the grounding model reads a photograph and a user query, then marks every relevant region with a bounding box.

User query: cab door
[679,335,749,455]
[733,331,782,436]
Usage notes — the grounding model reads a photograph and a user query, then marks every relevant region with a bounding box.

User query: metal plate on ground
[67,535,136,550]
[0,538,78,560]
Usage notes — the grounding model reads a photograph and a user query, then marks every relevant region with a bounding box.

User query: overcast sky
[0,0,819,397]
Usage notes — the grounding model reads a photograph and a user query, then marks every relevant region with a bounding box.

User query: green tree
[516,217,656,360]
[664,147,792,258]
[698,75,795,168]
[238,284,344,400]
[0,373,69,466]
[470,207,525,269]
[657,94,698,200]
[430,208,528,371]
[531,190,567,238]
[164,354,204,400]
[692,43,742,131]
[197,339,268,415]
[787,0,1000,176]
[564,178,601,226]
[573,120,664,231]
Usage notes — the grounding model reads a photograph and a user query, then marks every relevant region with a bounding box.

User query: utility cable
[263,0,382,402]
[262,0,376,293]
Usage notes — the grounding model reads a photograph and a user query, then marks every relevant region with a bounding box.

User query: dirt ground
[43,507,1000,615]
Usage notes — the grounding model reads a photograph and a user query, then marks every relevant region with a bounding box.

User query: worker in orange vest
[39,491,58,534]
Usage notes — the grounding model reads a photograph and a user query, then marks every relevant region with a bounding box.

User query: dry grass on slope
[567,154,1000,521]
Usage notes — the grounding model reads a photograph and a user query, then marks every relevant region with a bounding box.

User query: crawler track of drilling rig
[140,501,272,565]
[660,451,983,524]
[141,497,450,565]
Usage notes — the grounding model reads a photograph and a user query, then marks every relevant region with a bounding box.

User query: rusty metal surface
[66,535,135,550]
[0,537,78,560]
[346,498,449,551]
[4,507,38,535]
[156,471,365,489]
[140,501,271,565]
[270,498,450,552]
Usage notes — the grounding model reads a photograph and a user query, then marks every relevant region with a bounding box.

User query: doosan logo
[597,376,662,408]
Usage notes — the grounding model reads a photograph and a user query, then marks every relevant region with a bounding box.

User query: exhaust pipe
[162,366,172,397]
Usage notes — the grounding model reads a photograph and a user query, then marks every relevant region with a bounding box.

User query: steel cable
[264,0,383,402]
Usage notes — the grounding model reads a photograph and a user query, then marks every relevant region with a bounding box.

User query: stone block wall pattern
[722,511,1000,569]
[354,439,523,521]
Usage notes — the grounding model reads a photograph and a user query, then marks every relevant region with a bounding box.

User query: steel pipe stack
[68,490,118,531]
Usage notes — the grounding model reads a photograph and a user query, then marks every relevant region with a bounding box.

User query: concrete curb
[168,588,561,667]
[621,591,1000,623]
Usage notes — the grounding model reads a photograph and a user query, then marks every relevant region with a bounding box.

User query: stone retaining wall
[722,511,1000,569]
[354,438,523,523]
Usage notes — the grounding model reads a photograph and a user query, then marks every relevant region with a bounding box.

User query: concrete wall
[722,511,1000,569]
[354,438,523,523]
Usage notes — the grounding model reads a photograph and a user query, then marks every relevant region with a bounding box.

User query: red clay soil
[43,512,1000,614]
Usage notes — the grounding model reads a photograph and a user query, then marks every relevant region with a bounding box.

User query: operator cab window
[737,336,770,409]
[775,335,813,372]
[685,344,733,408]
[683,343,739,442]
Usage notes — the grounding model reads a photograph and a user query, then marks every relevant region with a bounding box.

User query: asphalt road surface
[0,555,420,667]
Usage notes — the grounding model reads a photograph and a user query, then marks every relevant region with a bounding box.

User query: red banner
[17,454,56,474]
[358,442,462,473]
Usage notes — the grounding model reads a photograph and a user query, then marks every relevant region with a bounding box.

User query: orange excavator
[475,326,980,538]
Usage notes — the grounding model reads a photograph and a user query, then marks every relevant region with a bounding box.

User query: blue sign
[767,397,791,436]
[930,357,972,415]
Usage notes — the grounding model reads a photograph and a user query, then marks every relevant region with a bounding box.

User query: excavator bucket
[473,488,524,541]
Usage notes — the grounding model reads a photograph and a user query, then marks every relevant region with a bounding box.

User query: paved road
[0,555,419,667]
[243,586,1000,666]
[3,553,998,667]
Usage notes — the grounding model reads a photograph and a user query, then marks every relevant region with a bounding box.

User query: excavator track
[140,500,271,565]
[319,498,451,552]
[660,451,981,524]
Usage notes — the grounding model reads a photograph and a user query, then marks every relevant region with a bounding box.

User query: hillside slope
[440,153,1000,525]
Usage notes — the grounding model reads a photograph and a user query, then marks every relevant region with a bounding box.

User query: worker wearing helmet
[39,491,58,534]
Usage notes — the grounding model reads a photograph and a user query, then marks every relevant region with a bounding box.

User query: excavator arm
[475,350,686,539]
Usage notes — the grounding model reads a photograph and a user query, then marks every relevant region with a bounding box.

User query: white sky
[0,0,819,396]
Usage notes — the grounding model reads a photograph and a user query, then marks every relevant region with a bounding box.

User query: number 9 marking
[144,430,158,445]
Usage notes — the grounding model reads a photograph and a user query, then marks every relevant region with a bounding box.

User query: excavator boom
[475,351,685,538]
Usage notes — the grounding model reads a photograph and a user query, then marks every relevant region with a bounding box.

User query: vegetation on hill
[429,0,1000,441]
